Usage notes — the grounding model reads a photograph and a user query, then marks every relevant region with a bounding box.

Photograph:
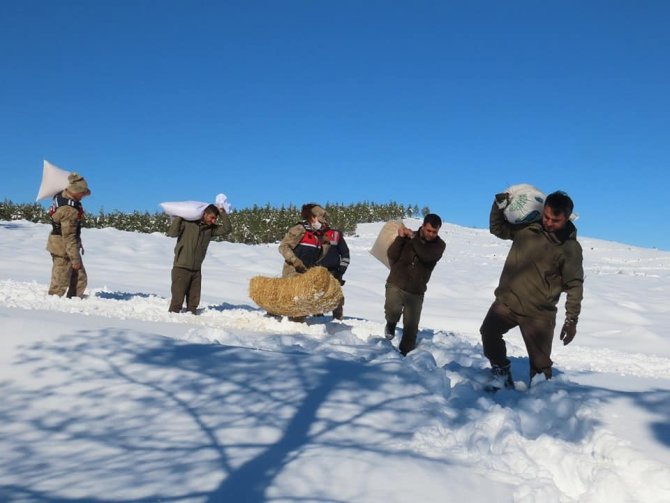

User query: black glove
[560,319,577,345]
[333,269,346,286]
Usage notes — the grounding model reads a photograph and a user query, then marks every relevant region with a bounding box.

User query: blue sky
[1,1,668,250]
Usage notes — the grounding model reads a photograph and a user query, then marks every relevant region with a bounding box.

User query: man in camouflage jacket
[278,204,330,278]
[46,173,91,298]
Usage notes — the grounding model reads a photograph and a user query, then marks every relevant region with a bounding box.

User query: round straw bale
[249,266,343,317]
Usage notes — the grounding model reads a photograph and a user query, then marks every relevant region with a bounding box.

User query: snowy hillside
[0,220,668,502]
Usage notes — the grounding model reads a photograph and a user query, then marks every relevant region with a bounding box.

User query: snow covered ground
[0,219,668,502]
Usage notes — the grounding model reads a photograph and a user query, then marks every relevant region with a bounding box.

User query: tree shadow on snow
[0,328,447,502]
[645,391,670,448]
[95,291,157,301]
[441,353,670,448]
[565,380,670,450]
[206,301,261,313]
[0,222,25,230]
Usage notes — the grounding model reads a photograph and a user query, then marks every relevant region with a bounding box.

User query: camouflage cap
[67,172,91,195]
[311,205,329,224]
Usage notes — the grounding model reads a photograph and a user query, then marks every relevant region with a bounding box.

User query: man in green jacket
[480,191,584,389]
[167,204,232,314]
[384,213,446,355]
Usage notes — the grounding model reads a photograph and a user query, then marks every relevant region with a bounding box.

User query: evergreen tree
[1,199,428,244]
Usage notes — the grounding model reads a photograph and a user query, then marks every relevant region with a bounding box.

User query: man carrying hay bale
[278,203,330,277]
[316,221,350,320]
[272,203,331,321]
[384,214,445,355]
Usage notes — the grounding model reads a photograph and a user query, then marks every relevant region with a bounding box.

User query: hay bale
[249,266,343,317]
[369,220,403,269]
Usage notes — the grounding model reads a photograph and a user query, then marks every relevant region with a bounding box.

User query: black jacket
[317,228,350,279]
[386,228,445,294]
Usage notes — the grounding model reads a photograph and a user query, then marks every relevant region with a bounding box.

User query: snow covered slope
[0,220,668,502]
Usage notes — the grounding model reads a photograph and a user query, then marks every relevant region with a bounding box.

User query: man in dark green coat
[167,204,232,314]
[384,213,446,355]
[480,191,584,389]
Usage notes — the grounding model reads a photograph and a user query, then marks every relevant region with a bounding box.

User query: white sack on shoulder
[500,184,546,224]
[215,193,232,213]
[36,160,71,201]
[159,201,209,221]
[160,193,232,220]
[369,220,404,269]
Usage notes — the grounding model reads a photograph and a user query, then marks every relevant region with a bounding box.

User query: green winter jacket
[167,213,232,271]
[490,202,584,321]
[386,228,445,295]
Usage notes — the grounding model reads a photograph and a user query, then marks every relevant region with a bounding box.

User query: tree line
[0,200,430,244]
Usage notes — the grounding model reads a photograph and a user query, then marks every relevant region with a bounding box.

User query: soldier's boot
[487,364,515,391]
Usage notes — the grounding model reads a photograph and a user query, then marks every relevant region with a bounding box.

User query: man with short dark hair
[167,204,231,314]
[384,213,445,355]
[480,191,584,389]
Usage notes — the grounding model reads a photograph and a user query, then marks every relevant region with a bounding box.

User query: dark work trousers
[332,297,344,320]
[384,283,424,355]
[169,267,202,314]
[480,301,555,377]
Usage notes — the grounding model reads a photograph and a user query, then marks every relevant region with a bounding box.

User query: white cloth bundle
[215,193,232,213]
[160,193,232,220]
[159,201,210,220]
[36,160,71,201]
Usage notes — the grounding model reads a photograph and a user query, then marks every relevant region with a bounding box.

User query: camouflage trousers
[49,254,88,298]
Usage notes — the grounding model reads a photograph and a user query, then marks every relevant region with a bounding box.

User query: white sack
[215,193,232,213]
[161,193,233,220]
[501,184,546,224]
[36,160,71,201]
[159,201,209,220]
[369,220,404,269]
